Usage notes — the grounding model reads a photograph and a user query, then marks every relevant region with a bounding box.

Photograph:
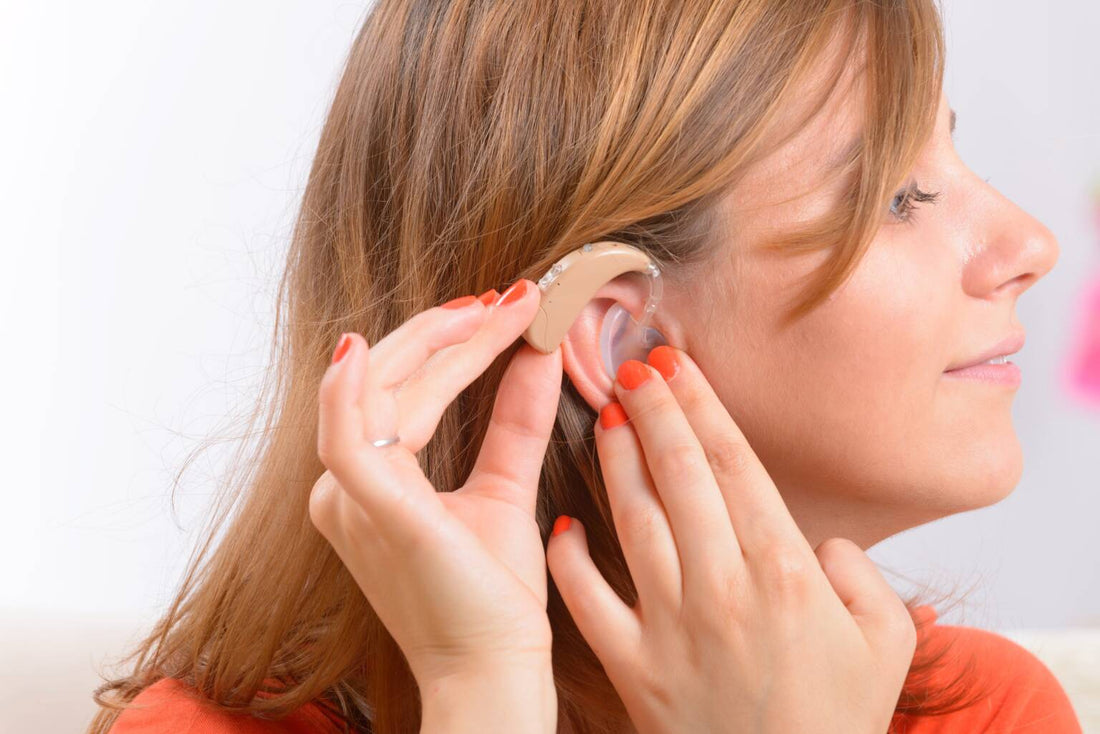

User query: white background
[1,1,1097,635]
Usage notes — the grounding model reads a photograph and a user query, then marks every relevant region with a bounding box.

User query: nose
[961,187,1061,301]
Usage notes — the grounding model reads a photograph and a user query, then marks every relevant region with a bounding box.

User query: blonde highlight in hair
[88,2,990,732]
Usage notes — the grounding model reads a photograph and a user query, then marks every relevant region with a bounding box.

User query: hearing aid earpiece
[521,241,668,379]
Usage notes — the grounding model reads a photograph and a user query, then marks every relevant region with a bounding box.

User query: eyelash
[889,184,941,225]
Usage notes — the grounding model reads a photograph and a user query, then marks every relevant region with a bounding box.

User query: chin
[954,432,1025,511]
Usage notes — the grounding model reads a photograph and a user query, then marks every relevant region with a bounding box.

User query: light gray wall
[2,1,1095,631]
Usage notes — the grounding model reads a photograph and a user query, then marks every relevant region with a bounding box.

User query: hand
[311,281,559,729]
[546,347,916,734]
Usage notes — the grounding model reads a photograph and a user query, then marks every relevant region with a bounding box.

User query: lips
[944,331,1026,372]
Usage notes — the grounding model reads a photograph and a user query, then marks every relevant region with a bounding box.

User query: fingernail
[552,515,572,536]
[440,294,478,310]
[497,279,529,306]
[332,333,352,364]
[616,359,650,390]
[476,288,500,306]
[599,402,628,429]
[647,345,679,381]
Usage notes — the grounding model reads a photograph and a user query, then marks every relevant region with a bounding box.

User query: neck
[779,482,944,551]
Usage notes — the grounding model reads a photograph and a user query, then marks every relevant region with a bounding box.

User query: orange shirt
[889,606,1082,733]
[107,677,344,734]
[108,607,1082,733]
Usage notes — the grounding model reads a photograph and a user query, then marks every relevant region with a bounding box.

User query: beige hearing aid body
[522,241,656,351]
[522,241,667,378]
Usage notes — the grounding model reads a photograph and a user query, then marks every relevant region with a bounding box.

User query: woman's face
[677,69,1060,550]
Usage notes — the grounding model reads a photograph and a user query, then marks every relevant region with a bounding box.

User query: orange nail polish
[477,288,500,306]
[441,294,478,309]
[616,359,650,390]
[332,333,352,364]
[647,345,679,381]
[497,280,528,306]
[599,402,628,429]
[552,515,572,536]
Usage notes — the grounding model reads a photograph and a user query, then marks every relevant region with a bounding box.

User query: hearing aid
[521,240,668,379]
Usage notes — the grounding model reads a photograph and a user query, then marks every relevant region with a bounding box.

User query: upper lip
[945,331,1026,371]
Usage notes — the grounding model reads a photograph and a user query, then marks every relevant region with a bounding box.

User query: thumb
[814,537,917,659]
[465,343,562,514]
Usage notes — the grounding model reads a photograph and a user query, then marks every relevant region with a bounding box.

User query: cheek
[787,245,944,417]
[700,247,935,466]
[697,240,1020,513]
[778,284,937,484]
[724,244,1000,501]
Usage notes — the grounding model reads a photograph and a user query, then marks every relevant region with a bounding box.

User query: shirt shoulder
[891,608,1083,733]
[107,678,345,734]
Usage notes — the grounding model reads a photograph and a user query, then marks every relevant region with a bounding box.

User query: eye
[889,183,941,225]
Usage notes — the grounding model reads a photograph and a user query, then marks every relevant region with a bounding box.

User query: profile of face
[562,35,1060,551]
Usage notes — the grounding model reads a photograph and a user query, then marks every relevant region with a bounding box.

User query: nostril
[995,272,1036,298]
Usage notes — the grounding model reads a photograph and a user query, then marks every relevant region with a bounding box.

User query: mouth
[942,360,1022,386]
[942,331,1025,387]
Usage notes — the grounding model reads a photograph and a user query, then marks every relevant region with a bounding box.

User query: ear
[560,278,674,412]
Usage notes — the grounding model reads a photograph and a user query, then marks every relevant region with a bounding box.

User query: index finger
[645,345,812,557]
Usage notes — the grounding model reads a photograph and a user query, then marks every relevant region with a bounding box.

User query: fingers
[317,279,543,539]
[317,331,441,538]
[354,292,491,447]
[609,359,740,590]
[367,294,490,390]
[392,280,543,449]
[593,400,684,611]
[644,346,810,558]
[545,516,641,670]
[814,538,917,658]
[464,342,563,515]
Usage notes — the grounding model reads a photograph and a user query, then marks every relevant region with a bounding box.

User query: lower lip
[942,361,1022,387]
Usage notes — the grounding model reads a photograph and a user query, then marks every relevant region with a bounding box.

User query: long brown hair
[88,1,993,732]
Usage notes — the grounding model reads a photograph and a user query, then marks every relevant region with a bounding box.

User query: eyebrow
[826,106,957,173]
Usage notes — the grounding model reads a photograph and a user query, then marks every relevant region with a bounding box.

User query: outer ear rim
[560,303,617,412]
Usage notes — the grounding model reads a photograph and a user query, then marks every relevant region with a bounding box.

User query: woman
[88,0,1080,732]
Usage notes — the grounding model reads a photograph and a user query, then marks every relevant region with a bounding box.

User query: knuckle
[815,536,856,560]
[889,609,919,652]
[308,474,341,535]
[315,431,344,469]
[677,383,707,412]
[692,566,749,634]
[652,441,704,479]
[618,504,666,545]
[491,411,546,443]
[759,546,815,596]
[317,366,343,408]
[316,426,363,474]
[705,438,753,480]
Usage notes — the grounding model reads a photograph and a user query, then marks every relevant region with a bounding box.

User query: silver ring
[371,435,401,448]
